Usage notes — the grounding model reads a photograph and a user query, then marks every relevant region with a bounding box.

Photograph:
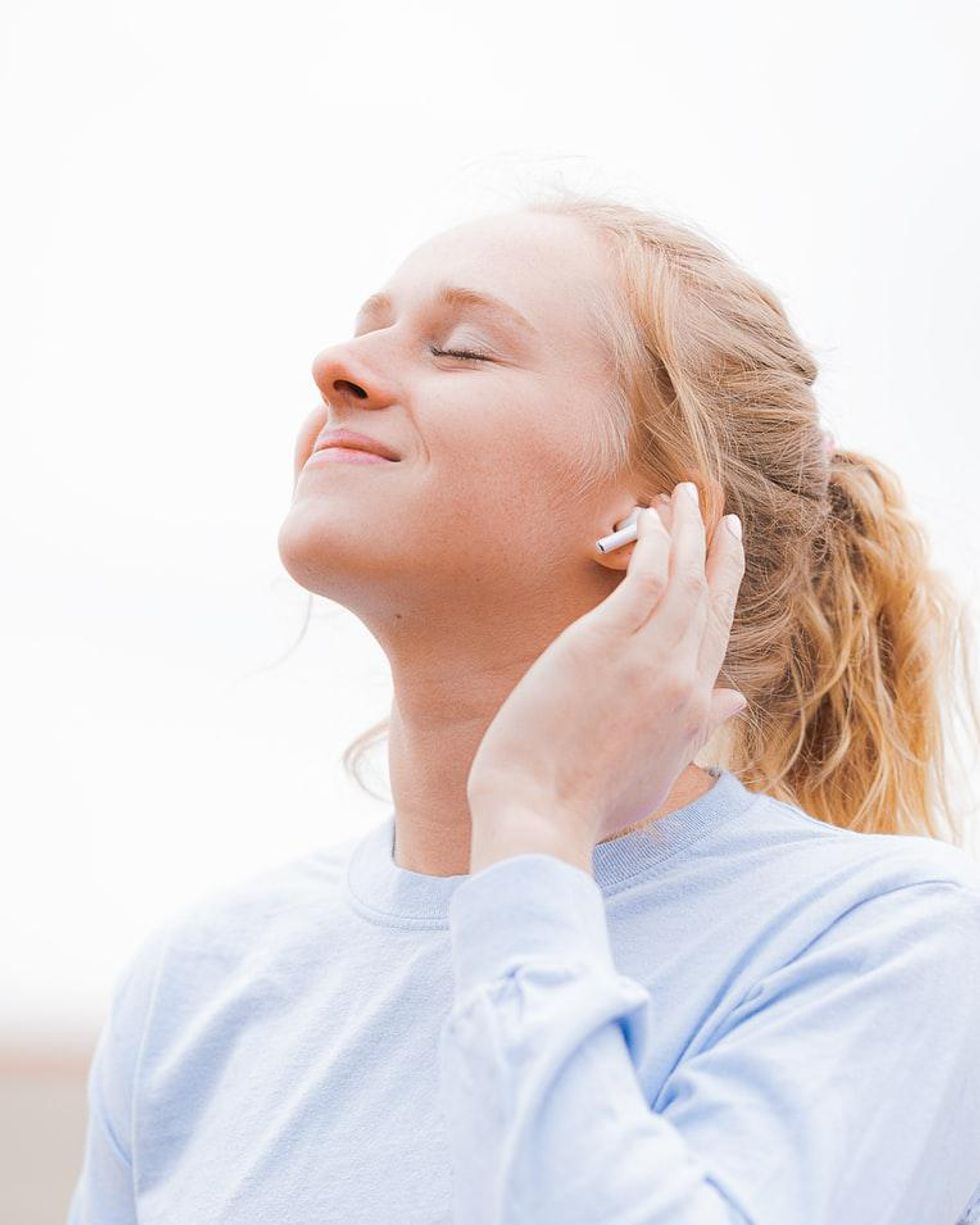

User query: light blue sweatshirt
[67,766,980,1224]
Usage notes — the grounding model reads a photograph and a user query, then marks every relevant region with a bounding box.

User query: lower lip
[305,447,396,466]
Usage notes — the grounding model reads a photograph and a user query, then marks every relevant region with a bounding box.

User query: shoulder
[757,798,980,993]
[734,786,980,899]
[178,832,360,952]
[88,833,363,1151]
[111,831,362,1007]
[712,798,980,1028]
[685,787,980,990]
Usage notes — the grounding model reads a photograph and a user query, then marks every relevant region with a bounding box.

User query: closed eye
[429,346,493,363]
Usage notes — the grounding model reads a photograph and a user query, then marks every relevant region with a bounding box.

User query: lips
[312,428,400,461]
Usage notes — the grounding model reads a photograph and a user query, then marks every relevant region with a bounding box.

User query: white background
[3,0,978,1046]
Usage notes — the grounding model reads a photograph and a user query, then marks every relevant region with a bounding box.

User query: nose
[311,340,397,412]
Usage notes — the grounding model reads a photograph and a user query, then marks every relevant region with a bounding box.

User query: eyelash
[429,345,492,363]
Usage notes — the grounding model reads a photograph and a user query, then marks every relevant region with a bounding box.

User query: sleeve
[66,924,171,1225]
[437,853,980,1225]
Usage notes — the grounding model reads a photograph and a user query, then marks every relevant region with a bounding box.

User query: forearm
[439,852,748,1225]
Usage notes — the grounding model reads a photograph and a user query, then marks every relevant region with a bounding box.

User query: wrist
[468,804,594,877]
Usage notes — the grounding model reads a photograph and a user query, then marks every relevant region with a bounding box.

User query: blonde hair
[336,192,979,847]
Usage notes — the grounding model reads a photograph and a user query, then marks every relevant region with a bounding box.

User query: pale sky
[2,0,978,1044]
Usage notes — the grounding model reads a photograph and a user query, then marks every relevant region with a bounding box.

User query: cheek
[426,407,568,521]
[436,405,550,470]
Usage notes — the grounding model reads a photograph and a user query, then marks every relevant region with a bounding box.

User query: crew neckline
[344,766,765,928]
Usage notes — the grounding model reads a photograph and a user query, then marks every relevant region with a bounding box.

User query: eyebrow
[353,283,540,336]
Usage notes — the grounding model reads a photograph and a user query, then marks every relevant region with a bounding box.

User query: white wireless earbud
[595,507,644,554]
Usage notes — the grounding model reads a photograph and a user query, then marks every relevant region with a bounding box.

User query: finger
[613,494,672,539]
[652,493,673,533]
[697,512,746,684]
[642,482,709,656]
[598,504,672,635]
[613,507,642,533]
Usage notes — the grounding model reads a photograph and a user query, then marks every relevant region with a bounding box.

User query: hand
[466,482,747,859]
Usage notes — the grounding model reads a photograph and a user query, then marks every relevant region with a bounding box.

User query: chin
[276,506,393,604]
[276,509,333,595]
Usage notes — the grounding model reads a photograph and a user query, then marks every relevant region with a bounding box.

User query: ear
[593,500,672,572]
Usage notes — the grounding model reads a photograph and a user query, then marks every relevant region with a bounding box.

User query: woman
[69,197,980,1223]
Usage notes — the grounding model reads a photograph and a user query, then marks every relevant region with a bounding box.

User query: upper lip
[312,428,400,461]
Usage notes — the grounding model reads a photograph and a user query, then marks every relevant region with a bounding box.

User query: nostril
[334,381,368,399]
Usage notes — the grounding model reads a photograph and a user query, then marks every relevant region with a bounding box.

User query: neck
[386,678,716,876]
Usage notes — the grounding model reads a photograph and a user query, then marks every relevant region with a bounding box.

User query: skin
[277,210,718,877]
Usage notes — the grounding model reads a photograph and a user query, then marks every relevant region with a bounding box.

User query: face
[277,210,635,628]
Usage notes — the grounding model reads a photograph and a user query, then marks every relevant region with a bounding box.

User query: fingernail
[677,482,698,504]
[725,514,742,540]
